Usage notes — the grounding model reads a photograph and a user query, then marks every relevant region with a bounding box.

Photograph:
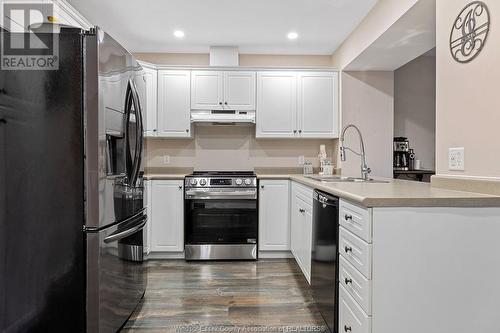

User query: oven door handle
[185,189,257,200]
[104,215,147,243]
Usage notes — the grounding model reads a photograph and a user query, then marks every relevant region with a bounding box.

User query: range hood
[191,110,255,126]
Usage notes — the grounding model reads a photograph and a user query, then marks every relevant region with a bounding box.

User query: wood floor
[122,259,328,333]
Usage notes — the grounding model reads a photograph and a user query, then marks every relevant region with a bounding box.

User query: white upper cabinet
[256,72,297,138]
[142,66,157,137]
[157,70,192,138]
[259,180,290,251]
[191,71,256,111]
[298,72,338,138]
[191,71,224,110]
[256,71,338,139]
[223,71,256,110]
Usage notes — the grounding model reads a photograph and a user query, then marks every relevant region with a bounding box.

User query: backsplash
[146,126,338,171]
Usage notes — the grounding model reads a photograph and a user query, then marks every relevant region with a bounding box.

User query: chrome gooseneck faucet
[340,124,371,180]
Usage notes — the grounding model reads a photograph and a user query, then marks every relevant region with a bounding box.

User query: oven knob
[235,179,243,186]
[190,178,198,186]
[244,178,252,186]
[199,179,207,186]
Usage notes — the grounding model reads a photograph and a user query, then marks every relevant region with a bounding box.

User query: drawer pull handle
[344,246,353,253]
[299,208,305,213]
[344,325,352,332]
[345,278,353,285]
[344,214,353,221]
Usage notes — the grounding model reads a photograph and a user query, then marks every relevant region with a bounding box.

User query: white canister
[415,160,422,170]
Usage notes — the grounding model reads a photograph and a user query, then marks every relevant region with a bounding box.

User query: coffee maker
[394,137,411,171]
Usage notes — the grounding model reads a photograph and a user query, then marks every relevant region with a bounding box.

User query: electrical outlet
[298,155,305,165]
[163,155,170,165]
[448,147,465,171]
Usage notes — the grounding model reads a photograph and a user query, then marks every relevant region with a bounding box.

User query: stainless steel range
[184,171,258,260]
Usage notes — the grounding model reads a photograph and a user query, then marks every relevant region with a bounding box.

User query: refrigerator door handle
[124,78,143,187]
[129,78,144,186]
[104,215,147,243]
[124,82,133,184]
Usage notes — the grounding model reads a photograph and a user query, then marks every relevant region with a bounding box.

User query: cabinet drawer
[292,181,313,206]
[339,285,371,333]
[339,227,372,278]
[340,200,372,243]
[339,255,372,315]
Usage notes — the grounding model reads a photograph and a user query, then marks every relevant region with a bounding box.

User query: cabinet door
[143,180,152,255]
[290,194,302,266]
[297,72,338,138]
[191,71,223,110]
[157,70,192,138]
[223,71,256,110]
[142,67,157,136]
[256,72,297,138]
[259,180,290,251]
[150,180,184,252]
[302,201,313,284]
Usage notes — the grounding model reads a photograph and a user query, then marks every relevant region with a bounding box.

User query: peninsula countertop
[257,173,500,208]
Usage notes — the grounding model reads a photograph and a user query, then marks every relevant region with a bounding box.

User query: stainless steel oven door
[184,197,258,245]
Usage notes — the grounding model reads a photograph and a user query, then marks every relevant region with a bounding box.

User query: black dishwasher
[312,190,339,333]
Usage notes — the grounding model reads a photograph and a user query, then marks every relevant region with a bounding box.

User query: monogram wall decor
[450,1,490,63]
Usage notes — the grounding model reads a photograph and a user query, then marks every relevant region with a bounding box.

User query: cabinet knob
[179,186,183,190]
[261,185,264,189]
[344,325,352,332]
[344,246,352,253]
[293,130,297,134]
[345,278,353,285]
[224,101,228,105]
[344,214,353,221]
[298,130,302,133]
[153,129,157,132]
[299,208,305,213]
[219,102,223,105]
[186,129,189,133]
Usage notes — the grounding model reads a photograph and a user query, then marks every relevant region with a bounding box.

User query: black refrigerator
[0,26,147,332]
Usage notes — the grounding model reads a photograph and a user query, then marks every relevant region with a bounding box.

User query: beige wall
[394,53,436,170]
[331,0,418,69]
[146,126,337,171]
[436,0,500,178]
[341,71,394,178]
[134,53,333,67]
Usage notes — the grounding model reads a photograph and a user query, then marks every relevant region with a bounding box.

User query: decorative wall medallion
[450,1,490,63]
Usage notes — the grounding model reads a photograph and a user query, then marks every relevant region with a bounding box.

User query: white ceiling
[67,0,377,54]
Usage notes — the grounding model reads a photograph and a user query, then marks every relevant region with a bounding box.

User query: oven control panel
[185,177,257,188]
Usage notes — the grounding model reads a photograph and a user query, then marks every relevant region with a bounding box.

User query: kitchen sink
[305,175,390,184]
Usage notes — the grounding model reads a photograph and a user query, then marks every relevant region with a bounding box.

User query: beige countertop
[257,173,500,208]
[143,167,500,207]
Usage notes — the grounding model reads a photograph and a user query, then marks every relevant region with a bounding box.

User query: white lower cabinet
[258,180,290,251]
[339,285,372,333]
[290,181,313,283]
[338,200,372,333]
[149,180,184,252]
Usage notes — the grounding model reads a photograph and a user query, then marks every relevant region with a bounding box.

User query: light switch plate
[448,147,465,171]
[163,155,170,165]
[298,155,305,165]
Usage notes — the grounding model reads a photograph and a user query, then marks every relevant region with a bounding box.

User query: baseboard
[145,250,294,260]
[258,250,293,259]
[146,251,185,260]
